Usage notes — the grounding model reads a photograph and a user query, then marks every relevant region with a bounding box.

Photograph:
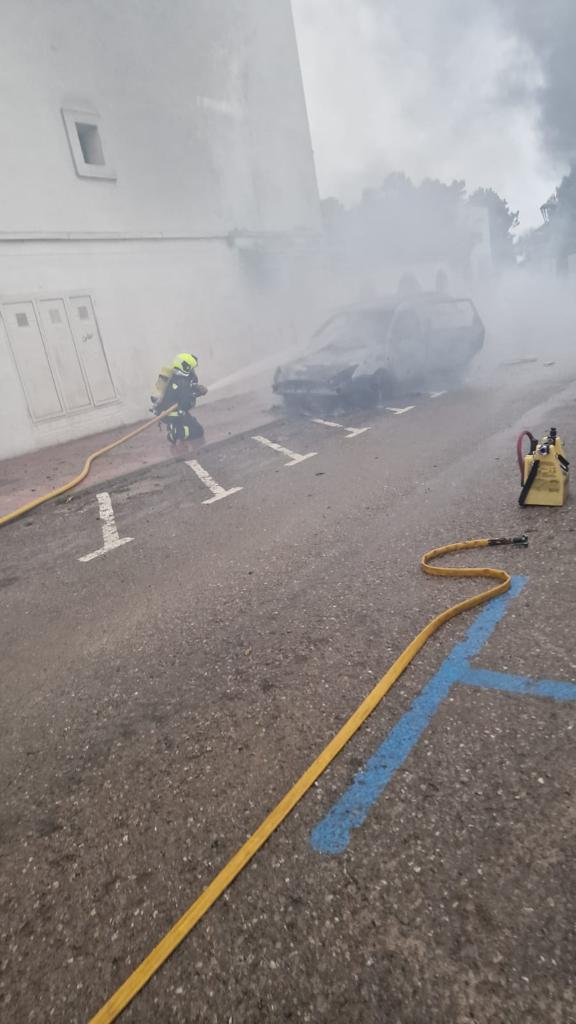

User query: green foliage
[321,173,516,270]
[469,188,519,265]
[552,170,576,254]
[522,168,576,269]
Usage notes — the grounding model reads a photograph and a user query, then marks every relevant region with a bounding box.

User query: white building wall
[0,0,323,458]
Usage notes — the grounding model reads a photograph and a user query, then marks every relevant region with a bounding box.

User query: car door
[388,306,428,384]
[424,299,482,373]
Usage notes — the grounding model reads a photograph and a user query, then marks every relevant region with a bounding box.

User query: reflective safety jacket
[154,367,200,415]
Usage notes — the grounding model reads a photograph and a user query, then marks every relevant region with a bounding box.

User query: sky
[292,0,575,229]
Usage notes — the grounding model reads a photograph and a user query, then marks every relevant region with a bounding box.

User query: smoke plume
[501,0,576,168]
[293,0,574,223]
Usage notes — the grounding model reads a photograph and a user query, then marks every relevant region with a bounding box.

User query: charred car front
[272,294,484,413]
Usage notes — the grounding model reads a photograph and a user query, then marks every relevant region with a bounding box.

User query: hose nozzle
[488,535,528,547]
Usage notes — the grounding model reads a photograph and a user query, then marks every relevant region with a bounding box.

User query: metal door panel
[3,301,63,419]
[38,299,91,411]
[67,296,116,404]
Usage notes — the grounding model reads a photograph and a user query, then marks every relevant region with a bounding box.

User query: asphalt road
[1,364,576,1024]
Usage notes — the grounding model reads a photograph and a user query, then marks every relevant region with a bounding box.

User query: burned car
[273,293,484,413]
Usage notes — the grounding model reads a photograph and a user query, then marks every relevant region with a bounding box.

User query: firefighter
[152,353,207,443]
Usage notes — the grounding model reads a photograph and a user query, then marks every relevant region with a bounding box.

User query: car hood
[275,363,355,384]
[274,345,374,383]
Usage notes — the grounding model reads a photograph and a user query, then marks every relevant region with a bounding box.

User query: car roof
[341,293,473,314]
[311,293,478,338]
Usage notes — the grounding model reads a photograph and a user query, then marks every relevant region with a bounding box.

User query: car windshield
[311,310,395,354]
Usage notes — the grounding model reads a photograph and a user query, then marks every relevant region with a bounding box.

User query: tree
[328,173,477,272]
[320,196,345,230]
[321,174,519,276]
[519,169,576,271]
[468,188,519,266]
[551,170,576,258]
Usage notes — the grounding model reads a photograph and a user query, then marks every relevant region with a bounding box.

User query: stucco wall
[0,0,324,458]
[0,237,329,458]
[0,0,319,237]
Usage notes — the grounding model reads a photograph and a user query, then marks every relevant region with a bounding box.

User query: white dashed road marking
[252,435,317,467]
[185,460,243,504]
[428,391,446,399]
[312,418,370,439]
[78,492,133,563]
[386,406,415,416]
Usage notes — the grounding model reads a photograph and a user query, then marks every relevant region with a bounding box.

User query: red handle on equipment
[516,430,536,476]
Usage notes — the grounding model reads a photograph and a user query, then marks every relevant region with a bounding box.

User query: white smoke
[292,0,568,225]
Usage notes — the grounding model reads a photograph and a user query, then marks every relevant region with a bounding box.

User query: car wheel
[283,394,308,416]
[372,369,396,404]
[340,377,378,410]
[313,396,339,417]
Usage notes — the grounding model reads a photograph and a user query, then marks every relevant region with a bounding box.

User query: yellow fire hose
[0,406,178,529]
[89,535,527,1023]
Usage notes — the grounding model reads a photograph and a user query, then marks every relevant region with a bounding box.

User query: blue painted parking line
[462,667,576,703]
[310,576,576,855]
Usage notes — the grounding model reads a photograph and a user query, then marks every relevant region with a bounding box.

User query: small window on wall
[61,108,116,180]
[76,123,105,166]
